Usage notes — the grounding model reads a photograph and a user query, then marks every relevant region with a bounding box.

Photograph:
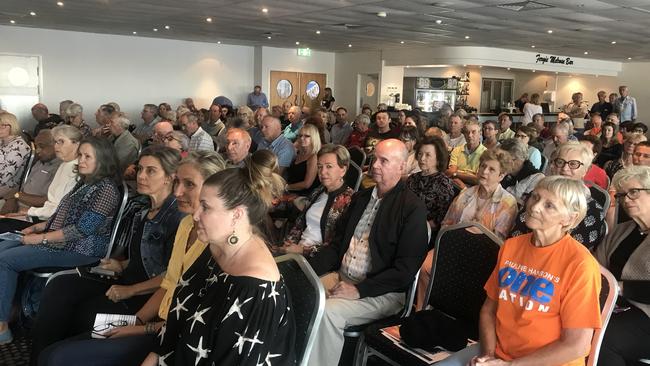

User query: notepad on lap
[91,313,137,339]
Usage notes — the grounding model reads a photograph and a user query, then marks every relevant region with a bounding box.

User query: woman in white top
[522,93,543,124]
[4,125,80,224]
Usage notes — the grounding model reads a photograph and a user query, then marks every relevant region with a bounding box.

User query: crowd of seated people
[0,91,646,365]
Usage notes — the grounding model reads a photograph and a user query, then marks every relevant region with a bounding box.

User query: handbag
[399,308,472,352]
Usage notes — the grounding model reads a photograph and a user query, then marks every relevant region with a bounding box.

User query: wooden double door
[270,71,327,110]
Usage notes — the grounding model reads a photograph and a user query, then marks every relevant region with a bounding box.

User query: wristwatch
[14,192,19,199]
[41,234,48,246]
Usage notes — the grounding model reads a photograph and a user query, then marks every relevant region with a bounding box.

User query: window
[0,55,41,127]
[305,80,320,99]
[276,79,293,99]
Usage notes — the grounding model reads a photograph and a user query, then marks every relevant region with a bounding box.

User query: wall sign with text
[535,54,574,66]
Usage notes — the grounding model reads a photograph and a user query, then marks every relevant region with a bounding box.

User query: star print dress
[156,249,296,366]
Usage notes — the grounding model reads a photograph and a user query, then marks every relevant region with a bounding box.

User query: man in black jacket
[307,139,429,366]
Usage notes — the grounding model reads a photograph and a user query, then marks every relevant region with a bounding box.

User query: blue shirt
[247,92,269,110]
[283,120,304,142]
[615,96,638,122]
[257,134,295,168]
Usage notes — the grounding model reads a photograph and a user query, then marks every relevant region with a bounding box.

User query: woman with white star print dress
[143,158,296,366]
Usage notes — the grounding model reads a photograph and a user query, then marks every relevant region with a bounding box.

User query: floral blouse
[0,136,30,189]
[406,172,455,229]
[285,184,354,256]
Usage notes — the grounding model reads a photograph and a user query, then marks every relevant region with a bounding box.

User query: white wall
[260,46,336,103]
[380,61,404,106]
[619,62,650,123]
[0,25,256,130]
[334,51,382,114]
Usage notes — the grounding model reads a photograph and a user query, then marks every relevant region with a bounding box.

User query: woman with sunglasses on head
[596,166,650,365]
[286,123,320,196]
[509,141,606,250]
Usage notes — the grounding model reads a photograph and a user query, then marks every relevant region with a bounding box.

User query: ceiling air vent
[496,1,553,12]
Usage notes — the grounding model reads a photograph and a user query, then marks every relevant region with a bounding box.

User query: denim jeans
[0,240,99,321]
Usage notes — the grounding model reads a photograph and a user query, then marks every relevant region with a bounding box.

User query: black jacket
[308,180,429,298]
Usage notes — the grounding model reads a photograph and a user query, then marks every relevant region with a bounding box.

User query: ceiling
[1,0,650,62]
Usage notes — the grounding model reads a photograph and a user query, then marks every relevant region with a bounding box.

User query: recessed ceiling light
[29,11,36,16]
[435,19,442,24]
[464,35,470,39]
[406,65,410,68]
[531,45,535,48]
[348,44,352,48]
[153,28,158,32]
[206,17,212,23]
[262,8,268,13]
[56,1,64,6]
[400,41,405,44]
[267,36,272,39]
[463,64,467,67]
[555,71,559,75]
[164,25,170,30]
[217,41,221,44]
[532,69,536,72]
[295,41,300,45]
[584,51,589,55]
[10,20,15,24]
[316,30,321,34]
[479,65,483,68]
[547,29,553,34]
[611,41,616,44]
[507,67,511,70]
[628,57,632,60]
[132,31,137,35]
[377,12,387,17]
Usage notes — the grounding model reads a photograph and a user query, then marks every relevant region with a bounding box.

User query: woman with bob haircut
[0,112,31,192]
[0,137,120,344]
[439,175,602,366]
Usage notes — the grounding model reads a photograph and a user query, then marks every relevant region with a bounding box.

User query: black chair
[33,181,130,284]
[588,184,609,218]
[348,146,366,168]
[344,161,363,192]
[360,222,502,366]
[275,254,325,366]
[18,145,36,191]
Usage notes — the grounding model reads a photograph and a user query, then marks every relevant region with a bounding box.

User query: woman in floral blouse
[280,144,354,256]
[0,112,31,191]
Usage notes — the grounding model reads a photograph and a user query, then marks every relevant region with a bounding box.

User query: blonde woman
[287,123,321,195]
[0,113,31,191]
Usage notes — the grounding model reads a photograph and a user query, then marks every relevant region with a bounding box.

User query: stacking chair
[344,161,363,192]
[348,146,366,168]
[32,180,130,284]
[18,146,36,191]
[588,184,610,218]
[586,265,619,366]
[359,222,502,366]
[275,254,325,366]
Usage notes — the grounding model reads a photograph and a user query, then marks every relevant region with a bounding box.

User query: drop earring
[227,230,239,246]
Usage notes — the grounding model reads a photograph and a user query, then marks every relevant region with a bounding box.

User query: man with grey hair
[181,112,214,152]
[543,121,571,162]
[32,103,63,136]
[109,113,140,174]
[308,139,429,366]
[59,100,74,121]
[133,104,159,143]
[258,116,294,174]
[614,85,638,122]
[498,138,545,204]
[283,106,304,142]
[225,128,252,167]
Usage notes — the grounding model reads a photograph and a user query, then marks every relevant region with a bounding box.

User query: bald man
[283,106,304,142]
[308,139,429,366]
[225,128,252,167]
[258,116,295,174]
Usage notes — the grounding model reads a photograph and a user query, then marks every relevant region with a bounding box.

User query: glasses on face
[0,124,11,129]
[615,188,650,201]
[553,158,584,170]
[483,126,495,131]
[298,134,311,138]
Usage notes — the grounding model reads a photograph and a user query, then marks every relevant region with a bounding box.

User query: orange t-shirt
[484,233,601,366]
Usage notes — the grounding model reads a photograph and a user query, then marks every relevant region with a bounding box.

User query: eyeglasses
[615,188,650,201]
[0,124,11,129]
[553,158,584,170]
[92,320,127,333]
[297,134,311,138]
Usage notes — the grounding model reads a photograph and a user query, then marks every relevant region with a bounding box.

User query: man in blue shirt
[258,116,295,175]
[246,85,269,111]
[614,85,638,122]
[283,106,303,142]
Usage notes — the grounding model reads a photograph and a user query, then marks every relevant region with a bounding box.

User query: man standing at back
[614,85,638,122]
[308,139,429,366]
[247,85,269,111]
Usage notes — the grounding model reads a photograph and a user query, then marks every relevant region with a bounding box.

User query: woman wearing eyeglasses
[400,126,421,176]
[509,141,606,250]
[596,166,650,364]
[163,131,189,158]
[0,113,31,195]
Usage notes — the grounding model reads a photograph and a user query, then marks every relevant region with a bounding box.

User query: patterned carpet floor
[0,334,31,366]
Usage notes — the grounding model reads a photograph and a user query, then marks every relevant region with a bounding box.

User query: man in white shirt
[330,107,353,145]
[181,112,214,152]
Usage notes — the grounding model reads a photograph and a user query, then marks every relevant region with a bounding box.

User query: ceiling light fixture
[547,29,553,34]
[316,30,321,34]
[584,51,589,55]
[532,70,536,72]
[262,8,268,13]
[628,57,632,60]
[132,31,137,35]
[377,12,387,17]
[295,41,300,45]
[267,36,272,39]
[217,41,221,44]
[164,25,170,30]
[56,1,64,6]
[435,19,442,24]
[29,11,36,16]
[464,35,470,39]
[400,41,405,44]
[611,41,616,44]
[463,64,467,67]
[206,17,212,23]
[531,45,535,48]
[348,44,352,48]
[153,28,158,31]
[10,20,15,24]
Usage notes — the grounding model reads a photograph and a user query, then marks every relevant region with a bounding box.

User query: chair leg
[352,333,366,366]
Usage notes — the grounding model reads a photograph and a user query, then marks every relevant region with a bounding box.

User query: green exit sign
[297,48,311,56]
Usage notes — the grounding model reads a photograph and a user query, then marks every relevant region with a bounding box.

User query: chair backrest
[540,154,548,172]
[344,160,363,192]
[19,147,36,190]
[103,181,130,259]
[587,265,619,366]
[275,253,326,366]
[588,184,609,218]
[347,146,366,168]
[423,222,502,339]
